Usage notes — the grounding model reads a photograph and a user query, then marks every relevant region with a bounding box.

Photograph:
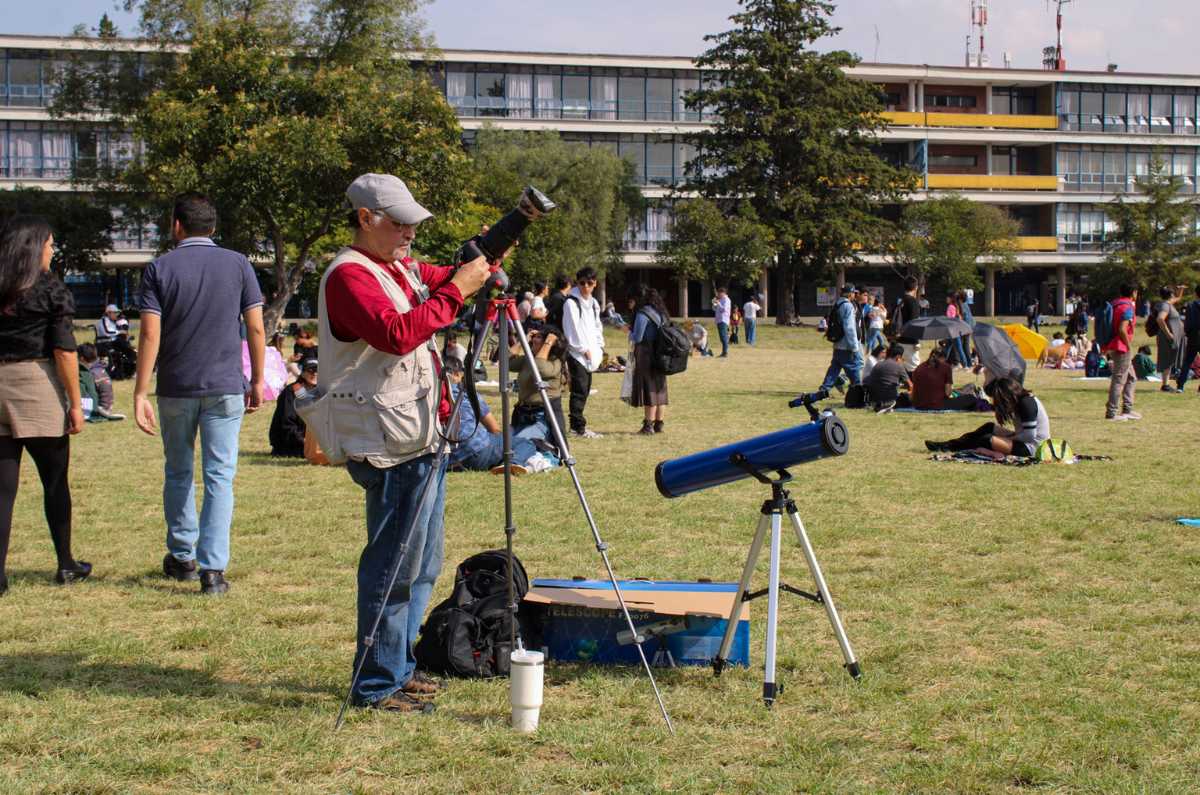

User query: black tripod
[711,458,861,707]
[335,295,674,732]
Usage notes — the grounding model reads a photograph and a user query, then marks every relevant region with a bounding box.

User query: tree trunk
[262,260,309,335]
[774,247,796,325]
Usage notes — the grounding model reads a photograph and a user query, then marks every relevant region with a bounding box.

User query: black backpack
[414,551,530,678]
[825,299,848,343]
[641,309,691,376]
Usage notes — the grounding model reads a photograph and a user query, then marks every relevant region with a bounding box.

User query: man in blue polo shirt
[133,193,265,595]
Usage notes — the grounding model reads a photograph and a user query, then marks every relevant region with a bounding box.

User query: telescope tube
[655,416,849,498]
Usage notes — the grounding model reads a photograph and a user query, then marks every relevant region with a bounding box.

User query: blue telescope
[655,413,849,499]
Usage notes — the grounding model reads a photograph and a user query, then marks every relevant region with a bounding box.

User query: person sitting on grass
[924,377,1049,458]
[445,357,552,475]
[910,348,977,411]
[866,343,912,414]
[1133,345,1158,381]
[861,344,886,381]
[77,343,125,420]
[687,320,714,357]
[269,358,317,457]
[508,325,568,465]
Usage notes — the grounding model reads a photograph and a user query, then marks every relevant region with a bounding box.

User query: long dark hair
[634,284,668,318]
[991,377,1031,426]
[0,215,52,313]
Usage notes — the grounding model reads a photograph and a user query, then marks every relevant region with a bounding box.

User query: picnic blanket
[930,450,1113,466]
[1177,518,1200,527]
[896,407,980,414]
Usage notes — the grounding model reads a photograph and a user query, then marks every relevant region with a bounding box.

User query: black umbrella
[972,322,1026,384]
[898,316,972,341]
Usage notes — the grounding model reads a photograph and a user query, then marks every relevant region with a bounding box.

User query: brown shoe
[401,671,444,698]
[373,692,434,714]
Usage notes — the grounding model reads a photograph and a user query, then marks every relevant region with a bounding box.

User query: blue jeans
[347,453,447,705]
[451,430,537,471]
[820,348,863,391]
[863,328,885,355]
[745,318,757,346]
[716,322,730,356]
[158,394,244,572]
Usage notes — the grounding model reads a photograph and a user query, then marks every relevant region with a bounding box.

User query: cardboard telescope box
[522,579,750,668]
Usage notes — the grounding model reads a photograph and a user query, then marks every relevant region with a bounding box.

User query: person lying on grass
[924,377,1049,458]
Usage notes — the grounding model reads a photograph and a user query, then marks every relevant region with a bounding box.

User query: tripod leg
[713,511,770,676]
[787,509,861,679]
[763,510,783,707]
[506,317,674,733]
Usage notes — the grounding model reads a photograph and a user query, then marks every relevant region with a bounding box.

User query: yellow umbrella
[999,324,1049,360]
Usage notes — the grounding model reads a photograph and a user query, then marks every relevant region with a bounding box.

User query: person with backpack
[1101,284,1140,421]
[628,286,671,434]
[1176,284,1200,391]
[816,284,863,397]
[562,266,606,439]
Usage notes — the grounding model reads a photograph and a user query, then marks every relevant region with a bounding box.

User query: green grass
[2,323,1198,793]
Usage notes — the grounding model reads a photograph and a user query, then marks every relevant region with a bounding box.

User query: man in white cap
[95,304,120,354]
[301,173,506,714]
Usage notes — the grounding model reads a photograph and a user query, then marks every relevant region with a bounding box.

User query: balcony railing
[925,174,1059,190]
[882,111,1058,130]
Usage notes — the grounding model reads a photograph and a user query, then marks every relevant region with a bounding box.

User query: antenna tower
[1045,0,1073,71]
[967,0,989,67]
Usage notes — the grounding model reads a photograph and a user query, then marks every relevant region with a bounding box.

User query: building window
[446,71,472,114]
[1103,92,1126,131]
[674,76,699,122]
[562,74,589,119]
[929,154,977,168]
[7,58,42,107]
[618,75,645,121]
[505,72,532,119]
[591,75,617,120]
[646,136,673,185]
[534,73,560,119]
[927,94,977,109]
[646,78,672,121]
[1103,150,1125,193]
[1127,93,1150,133]
[1151,94,1172,133]
[1057,149,1080,191]
[1080,91,1103,132]
[1174,94,1196,135]
[1058,89,1079,131]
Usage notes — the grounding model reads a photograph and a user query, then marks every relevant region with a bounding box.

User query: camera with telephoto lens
[457,186,556,293]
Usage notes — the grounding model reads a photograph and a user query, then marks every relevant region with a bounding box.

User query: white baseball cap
[105,304,119,313]
[346,173,432,225]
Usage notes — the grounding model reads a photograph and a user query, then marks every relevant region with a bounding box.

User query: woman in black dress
[0,216,91,595]
[628,285,670,435]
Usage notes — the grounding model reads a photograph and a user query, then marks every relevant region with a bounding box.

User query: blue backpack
[1096,298,1133,348]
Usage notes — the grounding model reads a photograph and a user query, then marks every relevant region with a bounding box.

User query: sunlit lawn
[1,321,1197,793]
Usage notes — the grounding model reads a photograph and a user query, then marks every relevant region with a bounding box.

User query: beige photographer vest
[299,247,439,467]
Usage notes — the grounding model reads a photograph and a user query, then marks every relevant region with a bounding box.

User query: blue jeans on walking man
[820,348,863,393]
[745,318,757,346]
[347,453,447,706]
[716,322,730,356]
[158,394,245,572]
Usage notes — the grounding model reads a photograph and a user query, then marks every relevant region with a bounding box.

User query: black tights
[940,422,998,452]
[0,435,74,575]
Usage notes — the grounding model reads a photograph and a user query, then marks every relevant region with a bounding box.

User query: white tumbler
[509,648,545,733]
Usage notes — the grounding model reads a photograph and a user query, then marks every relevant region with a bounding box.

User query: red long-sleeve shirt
[324,246,463,420]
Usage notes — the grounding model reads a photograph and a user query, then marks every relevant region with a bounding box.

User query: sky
[8,1,1200,76]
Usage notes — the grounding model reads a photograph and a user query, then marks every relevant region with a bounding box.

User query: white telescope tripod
[711,458,861,706]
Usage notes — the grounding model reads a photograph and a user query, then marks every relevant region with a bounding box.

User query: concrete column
[907,80,916,111]
[987,145,993,175]
[917,81,925,112]
[986,82,993,114]
[1056,264,1067,315]
[677,279,689,319]
[984,267,996,316]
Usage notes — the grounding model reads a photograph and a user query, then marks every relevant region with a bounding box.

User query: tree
[468,128,643,288]
[655,198,775,292]
[54,1,467,332]
[0,188,115,275]
[889,194,1019,297]
[686,0,911,324]
[1099,156,1200,299]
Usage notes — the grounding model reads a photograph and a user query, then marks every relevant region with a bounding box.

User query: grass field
[1,321,1198,793]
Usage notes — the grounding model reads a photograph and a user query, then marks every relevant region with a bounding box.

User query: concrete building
[2,35,1198,315]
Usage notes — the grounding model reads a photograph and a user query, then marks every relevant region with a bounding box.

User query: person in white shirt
[562,266,606,439]
[95,304,120,352]
[711,287,731,357]
[742,294,762,346]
